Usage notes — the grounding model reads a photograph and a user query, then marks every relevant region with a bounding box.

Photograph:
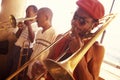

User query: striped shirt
[27,27,57,79]
[15,22,38,48]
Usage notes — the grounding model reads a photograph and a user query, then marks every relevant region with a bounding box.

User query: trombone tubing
[6,30,71,80]
[39,14,116,80]
[63,13,116,72]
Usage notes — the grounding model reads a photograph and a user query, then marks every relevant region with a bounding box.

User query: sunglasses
[73,14,89,25]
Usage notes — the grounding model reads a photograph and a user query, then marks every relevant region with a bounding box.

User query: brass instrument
[0,15,16,30]
[6,29,71,80]
[6,13,116,80]
[0,15,36,30]
[15,40,30,80]
[44,13,116,80]
[18,40,30,69]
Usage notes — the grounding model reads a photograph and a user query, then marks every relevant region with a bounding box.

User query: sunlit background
[24,0,120,35]
[24,0,77,34]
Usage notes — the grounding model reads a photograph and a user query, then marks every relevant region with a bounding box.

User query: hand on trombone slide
[31,61,47,80]
[69,27,84,53]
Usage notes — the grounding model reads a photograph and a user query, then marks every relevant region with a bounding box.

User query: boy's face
[36,11,46,27]
[71,8,95,37]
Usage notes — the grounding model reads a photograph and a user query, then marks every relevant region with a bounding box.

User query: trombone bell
[44,59,75,80]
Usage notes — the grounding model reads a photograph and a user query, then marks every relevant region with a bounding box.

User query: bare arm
[87,42,105,80]
[15,22,24,38]
[24,20,35,42]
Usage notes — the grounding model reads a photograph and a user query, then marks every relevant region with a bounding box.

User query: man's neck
[42,26,51,33]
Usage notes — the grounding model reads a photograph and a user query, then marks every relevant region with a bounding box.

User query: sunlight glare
[25,0,120,35]
[26,0,77,34]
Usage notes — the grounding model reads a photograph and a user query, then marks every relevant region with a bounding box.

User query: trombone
[6,13,116,80]
[15,40,30,80]
[0,15,36,30]
[44,13,116,80]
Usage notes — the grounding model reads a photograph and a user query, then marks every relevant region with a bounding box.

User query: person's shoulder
[36,28,42,33]
[31,22,37,25]
[94,41,104,47]
[93,41,105,51]
[49,26,55,31]
[49,26,57,34]
[55,34,63,40]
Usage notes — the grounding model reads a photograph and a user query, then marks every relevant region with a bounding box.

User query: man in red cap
[32,0,105,80]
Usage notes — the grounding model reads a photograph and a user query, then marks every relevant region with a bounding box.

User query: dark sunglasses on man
[73,13,98,26]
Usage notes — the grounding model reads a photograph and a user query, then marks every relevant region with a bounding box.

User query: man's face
[26,7,36,18]
[71,8,95,37]
[36,11,46,27]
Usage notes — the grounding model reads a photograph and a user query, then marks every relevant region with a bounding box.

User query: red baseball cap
[76,0,105,19]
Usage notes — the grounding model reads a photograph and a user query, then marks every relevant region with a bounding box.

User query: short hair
[38,7,53,20]
[26,5,38,13]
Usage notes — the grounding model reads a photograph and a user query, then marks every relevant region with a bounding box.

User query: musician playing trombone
[10,5,38,77]
[32,0,105,80]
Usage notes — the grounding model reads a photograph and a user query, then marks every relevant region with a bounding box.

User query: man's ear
[45,15,48,20]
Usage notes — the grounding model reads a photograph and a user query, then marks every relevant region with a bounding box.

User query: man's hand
[17,22,25,29]
[24,20,32,27]
[31,61,46,78]
[69,27,84,53]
